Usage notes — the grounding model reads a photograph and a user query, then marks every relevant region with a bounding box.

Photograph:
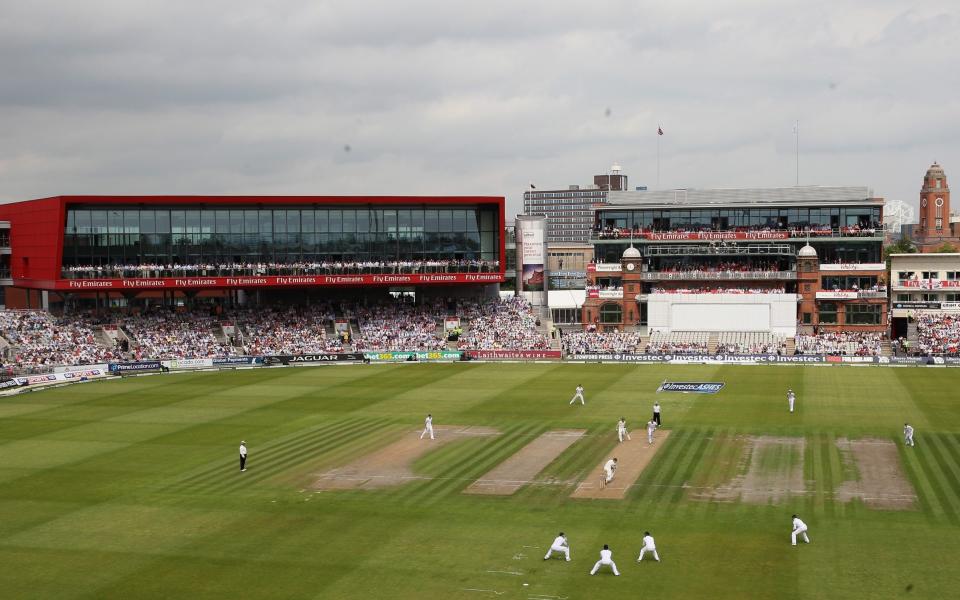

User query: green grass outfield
[1,363,959,599]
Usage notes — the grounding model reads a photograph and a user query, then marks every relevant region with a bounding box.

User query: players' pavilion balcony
[641,270,796,281]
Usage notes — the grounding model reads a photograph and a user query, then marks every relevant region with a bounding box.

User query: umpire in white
[240,441,248,472]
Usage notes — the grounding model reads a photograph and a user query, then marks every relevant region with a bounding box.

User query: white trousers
[604,468,615,484]
[648,432,654,444]
[420,424,434,440]
[618,429,630,442]
[590,559,619,575]
[905,434,914,446]
[570,392,585,405]
[791,526,809,545]
[789,398,795,412]
[545,545,570,561]
[638,547,660,561]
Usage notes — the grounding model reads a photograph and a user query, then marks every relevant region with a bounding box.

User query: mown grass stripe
[628,429,689,504]
[398,423,537,505]
[643,429,701,507]
[913,440,959,523]
[173,417,381,493]
[166,416,371,489]
[824,432,843,519]
[900,439,948,522]
[923,434,960,517]
[208,418,390,491]
[424,424,546,502]
[666,428,714,505]
[808,432,826,518]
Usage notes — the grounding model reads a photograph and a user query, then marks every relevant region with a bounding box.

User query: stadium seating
[456,297,548,351]
[645,331,710,354]
[563,331,643,354]
[794,332,883,356]
[914,313,960,355]
[0,311,118,370]
[715,332,787,354]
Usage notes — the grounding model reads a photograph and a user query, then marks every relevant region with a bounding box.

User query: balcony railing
[641,270,796,281]
[593,227,884,241]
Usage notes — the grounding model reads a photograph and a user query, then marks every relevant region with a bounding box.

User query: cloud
[0,0,957,217]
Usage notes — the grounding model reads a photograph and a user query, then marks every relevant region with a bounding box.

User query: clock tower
[621,245,643,326]
[916,162,957,251]
[918,163,949,239]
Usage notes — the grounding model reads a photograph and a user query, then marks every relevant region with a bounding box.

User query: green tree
[934,242,957,253]
[884,238,916,269]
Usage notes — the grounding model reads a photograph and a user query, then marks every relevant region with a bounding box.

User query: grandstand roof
[603,186,881,210]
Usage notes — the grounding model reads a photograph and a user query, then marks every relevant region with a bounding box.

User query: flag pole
[657,126,661,189]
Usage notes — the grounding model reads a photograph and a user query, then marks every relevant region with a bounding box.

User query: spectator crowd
[794,331,884,356]
[61,259,500,279]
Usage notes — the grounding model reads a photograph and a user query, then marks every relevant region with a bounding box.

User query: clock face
[922,198,928,208]
[626,263,636,271]
[936,197,944,207]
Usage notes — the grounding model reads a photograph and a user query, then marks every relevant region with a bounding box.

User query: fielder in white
[544,532,570,561]
[647,419,657,444]
[617,417,631,443]
[419,413,434,440]
[589,544,620,576]
[637,531,660,562]
[601,457,618,488]
[787,388,795,413]
[791,514,810,545]
[569,384,585,405]
[904,423,915,447]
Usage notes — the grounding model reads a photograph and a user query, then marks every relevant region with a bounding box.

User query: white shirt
[647,421,657,434]
[552,536,568,548]
[792,517,807,530]
[653,404,661,414]
[904,425,914,436]
[643,535,656,549]
[239,444,247,457]
[617,420,626,431]
[604,459,616,472]
[600,549,613,562]
[576,386,584,394]
[425,416,433,427]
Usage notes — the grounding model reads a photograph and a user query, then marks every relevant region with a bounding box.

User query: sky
[0,0,957,220]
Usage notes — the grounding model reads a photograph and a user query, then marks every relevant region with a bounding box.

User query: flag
[658,126,663,136]
[529,182,536,189]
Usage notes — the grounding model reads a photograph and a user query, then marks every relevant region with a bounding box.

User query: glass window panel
[342,209,355,232]
[407,209,422,231]
[244,211,258,234]
[287,209,300,233]
[124,210,139,234]
[467,210,480,232]
[273,210,287,233]
[91,210,107,234]
[438,210,452,231]
[315,210,328,233]
[186,210,201,233]
[328,210,341,232]
[229,210,244,234]
[383,210,397,234]
[108,210,123,234]
[301,210,314,233]
[356,209,369,233]
[201,210,215,235]
[76,210,92,234]
[425,210,439,232]
[171,211,186,234]
[156,210,170,233]
[66,210,76,233]
[215,210,229,233]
